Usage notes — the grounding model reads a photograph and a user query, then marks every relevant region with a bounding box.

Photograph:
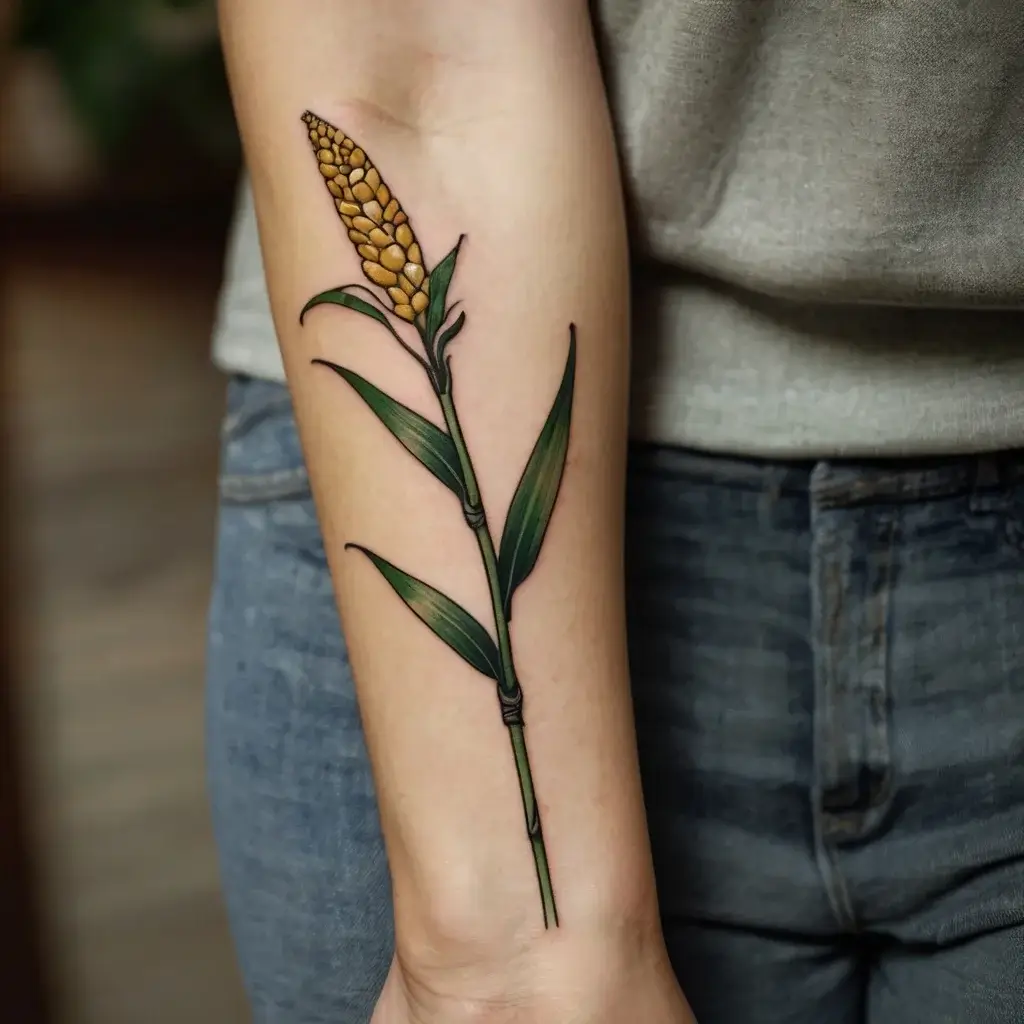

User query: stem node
[498,685,524,727]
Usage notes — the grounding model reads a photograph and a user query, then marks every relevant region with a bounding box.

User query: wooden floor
[6,235,251,1022]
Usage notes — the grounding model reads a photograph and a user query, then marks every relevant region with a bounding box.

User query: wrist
[393,882,675,1010]
[385,925,690,1024]
[391,839,663,967]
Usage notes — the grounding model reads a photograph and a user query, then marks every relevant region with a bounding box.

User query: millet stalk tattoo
[298,111,575,929]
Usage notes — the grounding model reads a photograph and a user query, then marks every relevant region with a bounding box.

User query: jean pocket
[219,375,310,504]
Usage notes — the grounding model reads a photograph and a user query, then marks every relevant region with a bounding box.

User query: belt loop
[968,454,1006,514]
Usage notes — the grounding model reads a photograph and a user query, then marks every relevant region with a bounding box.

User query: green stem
[509,722,558,929]
[437,384,559,929]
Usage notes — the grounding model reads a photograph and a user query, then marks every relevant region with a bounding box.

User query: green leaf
[435,310,467,361]
[300,286,403,340]
[497,326,577,619]
[348,545,501,680]
[425,236,464,349]
[302,286,432,373]
[312,360,465,498]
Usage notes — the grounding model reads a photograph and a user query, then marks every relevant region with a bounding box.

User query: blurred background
[2,1,250,1020]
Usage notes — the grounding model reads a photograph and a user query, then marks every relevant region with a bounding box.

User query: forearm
[219,0,659,970]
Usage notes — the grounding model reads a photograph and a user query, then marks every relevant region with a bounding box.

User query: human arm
[218,2,691,1019]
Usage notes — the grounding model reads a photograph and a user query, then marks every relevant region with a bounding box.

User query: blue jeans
[207,376,1024,1023]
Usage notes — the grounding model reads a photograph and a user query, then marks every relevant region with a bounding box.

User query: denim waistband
[628,441,1024,510]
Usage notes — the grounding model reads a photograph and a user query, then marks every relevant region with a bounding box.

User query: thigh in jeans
[841,458,1024,1024]
[206,377,392,1023]
[625,446,865,1024]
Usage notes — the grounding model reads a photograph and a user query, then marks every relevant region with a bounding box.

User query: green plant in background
[16,0,236,164]
[299,111,576,929]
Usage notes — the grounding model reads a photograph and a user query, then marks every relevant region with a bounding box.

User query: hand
[371,935,696,1024]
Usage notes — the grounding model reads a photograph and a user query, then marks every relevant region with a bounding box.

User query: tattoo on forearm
[298,111,575,929]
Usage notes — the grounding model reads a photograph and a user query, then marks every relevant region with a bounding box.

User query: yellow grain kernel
[362,199,383,223]
[387,287,407,305]
[411,291,429,314]
[398,275,416,296]
[319,163,337,178]
[317,149,335,164]
[377,185,391,206]
[343,187,355,201]
[368,227,392,248]
[358,245,380,261]
[363,262,398,287]
[351,182,374,203]
[404,263,425,287]
[383,199,400,222]
[394,303,416,321]
[327,181,343,198]
[407,242,422,265]
[380,244,407,272]
[341,215,354,228]
[349,148,366,167]
[352,216,377,234]
[349,168,365,186]
[349,230,370,244]
[365,168,381,192]
[394,224,413,248]
[338,201,361,217]
[393,212,408,226]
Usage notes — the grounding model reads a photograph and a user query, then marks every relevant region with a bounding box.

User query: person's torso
[213,0,1024,456]
[598,0,1023,309]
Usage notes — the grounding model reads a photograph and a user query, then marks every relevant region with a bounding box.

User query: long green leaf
[302,285,432,372]
[425,236,464,350]
[313,360,464,498]
[348,545,501,680]
[302,283,421,352]
[300,285,394,329]
[497,326,577,619]
[435,310,467,361]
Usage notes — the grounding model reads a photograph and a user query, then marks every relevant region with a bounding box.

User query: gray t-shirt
[213,0,1024,456]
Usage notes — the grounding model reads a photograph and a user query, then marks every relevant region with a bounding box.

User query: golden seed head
[302,111,429,322]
